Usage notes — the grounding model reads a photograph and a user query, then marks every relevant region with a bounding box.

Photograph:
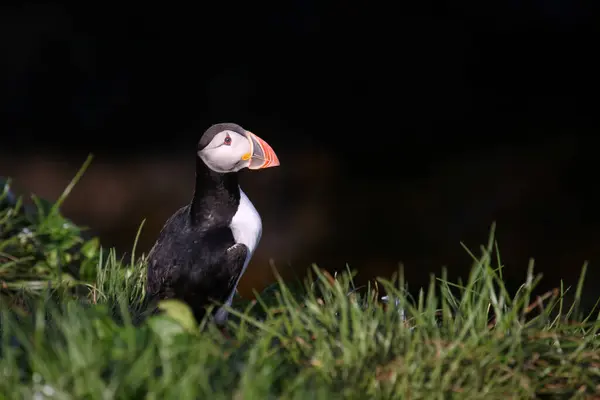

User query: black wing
[146,209,248,324]
[182,241,248,324]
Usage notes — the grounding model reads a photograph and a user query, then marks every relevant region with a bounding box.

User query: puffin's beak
[245,131,280,169]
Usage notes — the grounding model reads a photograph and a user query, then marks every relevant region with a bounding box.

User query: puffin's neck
[190,157,240,224]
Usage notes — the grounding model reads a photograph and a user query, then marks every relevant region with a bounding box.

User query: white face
[197,130,252,173]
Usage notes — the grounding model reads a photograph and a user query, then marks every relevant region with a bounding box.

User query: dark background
[1,3,599,306]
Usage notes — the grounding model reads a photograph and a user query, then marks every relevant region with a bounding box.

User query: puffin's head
[197,123,280,173]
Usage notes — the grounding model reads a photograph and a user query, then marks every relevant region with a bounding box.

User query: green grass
[1,159,600,399]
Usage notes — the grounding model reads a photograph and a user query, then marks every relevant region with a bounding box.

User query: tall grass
[1,159,599,399]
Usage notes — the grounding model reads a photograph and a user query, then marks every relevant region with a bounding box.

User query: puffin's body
[146,123,279,325]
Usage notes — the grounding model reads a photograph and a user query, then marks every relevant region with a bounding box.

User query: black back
[146,143,249,325]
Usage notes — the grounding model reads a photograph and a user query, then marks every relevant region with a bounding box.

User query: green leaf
[81,238,100,259]
[157,299,198,333]
[147,315,188,345]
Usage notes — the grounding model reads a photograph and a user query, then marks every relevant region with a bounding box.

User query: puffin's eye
[224,135,232,146]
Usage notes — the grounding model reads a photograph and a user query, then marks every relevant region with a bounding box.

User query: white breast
[209,187,265,324]
[230,188,262,258]
[226,188,262,299]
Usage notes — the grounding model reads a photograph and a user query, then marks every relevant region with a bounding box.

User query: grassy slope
[1,162,600,399]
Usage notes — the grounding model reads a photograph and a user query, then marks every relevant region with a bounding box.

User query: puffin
[146,122,280,325]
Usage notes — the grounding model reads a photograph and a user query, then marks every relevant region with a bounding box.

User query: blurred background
[1,3,599,306]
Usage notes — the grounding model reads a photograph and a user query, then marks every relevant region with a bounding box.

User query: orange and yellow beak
[243,131,280,169]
